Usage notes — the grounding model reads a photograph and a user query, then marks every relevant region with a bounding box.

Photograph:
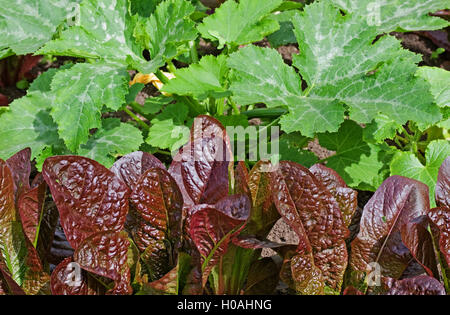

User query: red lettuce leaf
[428,207,449,267]
[350,176,433,282]
[310,164,358,228]
[110,151,165,191]
[73,230,132,295]
[42,156,130,249]
[6,148,31,201]
[169,116,232,206]
[385,275,446,295]
[50,257,105,295]
[246,161,280,238]
[130,168,183,252]
[0,159,16,235]
[270,165,324,294]
[272,161,349,292]
[244,257,280,295]
[189,194,250,287]
[429,158,450,267]
[17,181,46,244]
[0,267,25,295]
[435,157,449,208]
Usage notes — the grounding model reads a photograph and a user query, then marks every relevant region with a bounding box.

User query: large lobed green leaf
[197,0,282,48]
[0,0,76,56]
[228,1,441,137]
[49,63,130,152]
[331,0,450,33]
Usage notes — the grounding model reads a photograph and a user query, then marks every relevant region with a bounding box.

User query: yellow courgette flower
[129,72,175,96]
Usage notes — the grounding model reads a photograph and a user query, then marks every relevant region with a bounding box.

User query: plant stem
[228,98,240,114]
[166,60,177,73]
[124,107,150,131]
[189,40,199,64]
[241,108,288,118]
[155,70,205,116]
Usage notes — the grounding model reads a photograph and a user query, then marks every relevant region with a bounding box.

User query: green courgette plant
[0,0,449,204]
[0,116,449,295]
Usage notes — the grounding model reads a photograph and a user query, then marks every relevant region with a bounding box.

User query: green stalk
[128,101,146,116]
[189,40,199,64]
[166,60,177,73]
[241,108,288,118]
[124,107,150,131]
[228,98,240,114]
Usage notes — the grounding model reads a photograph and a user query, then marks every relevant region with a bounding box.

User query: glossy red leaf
[428,207,449,266]
[110,151,165,191]
[0,159,16,234]
[0,267,25,295]
[310,164,358,227]
[244,257,280,295]
[42,156,130,249]
[50,257,105,295]
[272,161,349,292]
[51,257,88,295]
[130,167,183,252]
[351,176,432,281]
[6,148,31,201]
[246,161,280,238]
[169,116,232,206]
[435,157,449,208]
[270,165,323,294]
[189,194,250,286]
[74,230,129,281]
[17,181,46,244]
[385,275,446,295]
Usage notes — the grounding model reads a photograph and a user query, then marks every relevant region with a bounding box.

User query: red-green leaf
[42,156,130,249]
[110,151,165,191]
[169,115,232,206]
[246,161,280,238]
[74,230,132,295]
[351,176,432,282]
[435,157,449,208]
[385,275,446,295]
[189,195,251,286]
[6,148,31,201]
[310,163,358,227]
[17,181,46,244]
[272,161,349,292]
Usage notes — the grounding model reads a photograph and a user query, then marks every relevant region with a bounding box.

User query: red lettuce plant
[0,116,448,295]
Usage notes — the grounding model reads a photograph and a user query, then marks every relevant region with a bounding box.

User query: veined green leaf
[0,92,63,161]
[37,0,145,67]
[49,62,130,151]
[197,0,282,48]
[228,1,441,137]
[78,118,144,168]
[318,120,393,190]
[390,140,450,207]
[416,67,450,108]
[162,54,230,100]
[146,103,190,150]
[331,0,450,33]
[0,0,76,56]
